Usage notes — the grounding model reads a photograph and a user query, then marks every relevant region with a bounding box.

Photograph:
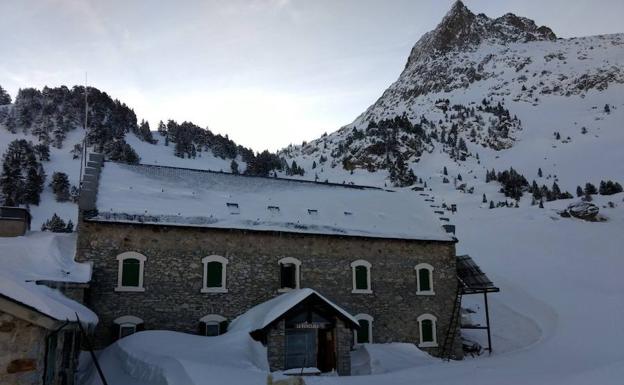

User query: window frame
[199,314,228,336]
[201,255,229,293]
[114,315,144,339]
[417,313,438,347]
[278,257,301,292]
[350,260,372,294]
[415,263,435,295]
[354,313,373,345]
[115,252,147,292]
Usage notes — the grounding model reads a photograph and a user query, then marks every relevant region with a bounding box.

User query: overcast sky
[1,0,622,151]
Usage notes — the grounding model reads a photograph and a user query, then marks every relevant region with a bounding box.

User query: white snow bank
[0,231,96,325]
[351,343,438,375]
[0,231,91,283]
[229,288,358,333]
[83,330,268,385]
[93,162,453,241]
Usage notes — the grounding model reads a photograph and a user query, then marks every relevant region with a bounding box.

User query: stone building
[0,232,97,385]
[77,160,463,375]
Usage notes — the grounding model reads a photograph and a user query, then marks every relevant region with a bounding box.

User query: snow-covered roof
[0,232,97,326]
[228,288,359,333]
[0,271,98,326]
[0,231,91,283]
[90,162,454,242]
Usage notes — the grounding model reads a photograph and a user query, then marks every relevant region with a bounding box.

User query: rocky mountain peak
[405,1,556,68]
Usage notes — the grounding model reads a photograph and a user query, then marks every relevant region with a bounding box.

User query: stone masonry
[77,218,462,359]
[0,311,46,385]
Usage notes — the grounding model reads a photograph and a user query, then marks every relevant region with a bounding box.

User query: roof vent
[344,211,353,216]
[307,209,318,217]
[268,206,280,214]
[227,203,240,215]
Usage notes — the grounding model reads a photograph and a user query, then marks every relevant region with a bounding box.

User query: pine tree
[482,193,487,203]
[584,182,597,195]
[34,143,50,161]
[24,165,45,205]
[539,199,544,208]
[0,85,11,105]
[41,213,69,232]
[489,200,495,209]
[576,185,583,197]
[230,159,239,174]
[604,104,611,114]
[50,172,70,202]
[552,182,561,199]
[457,173,462,181]
[538,168,543,178]
[443,166,448,176]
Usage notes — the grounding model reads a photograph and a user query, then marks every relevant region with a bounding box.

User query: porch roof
[229,288,359,333]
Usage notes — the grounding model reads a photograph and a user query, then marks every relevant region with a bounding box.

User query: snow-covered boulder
[560,201,600,221]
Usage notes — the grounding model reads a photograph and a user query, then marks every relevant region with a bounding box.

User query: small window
[415,263,434,295]
[201,255,228,293]
[200,314,227,336]
[278,257,301,292]
[354,314,373,344]
[227,203,240,215]
[114,315,144,340]
[116,252,147,292]
[350,260,372,294]
[417,314,438,347]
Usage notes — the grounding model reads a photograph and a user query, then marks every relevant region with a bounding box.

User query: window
[199,314,228,336]
[114,315,144,339]
[350,260,372,294]
[278,257,301,292]
[354,314,373,344]
[415,263,434,295]
[201,255,228,293]
[417,314,438,347]
[115,252,146,292]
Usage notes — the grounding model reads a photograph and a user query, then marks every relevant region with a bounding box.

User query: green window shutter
[122,258,140,287]
[206,261,223,287]
[357,320,370,344]
[418,268,430,291]
[421,319,433,342]
[355,266,368,290]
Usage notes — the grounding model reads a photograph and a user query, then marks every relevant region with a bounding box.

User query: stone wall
[266,320,285,372]
[0,219,28,237]
[335,319,352,375]
[0,311,46,385]
[77,219,461,359]
[0,311,81,385]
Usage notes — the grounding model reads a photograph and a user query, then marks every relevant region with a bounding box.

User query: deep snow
[0,232,97,326]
